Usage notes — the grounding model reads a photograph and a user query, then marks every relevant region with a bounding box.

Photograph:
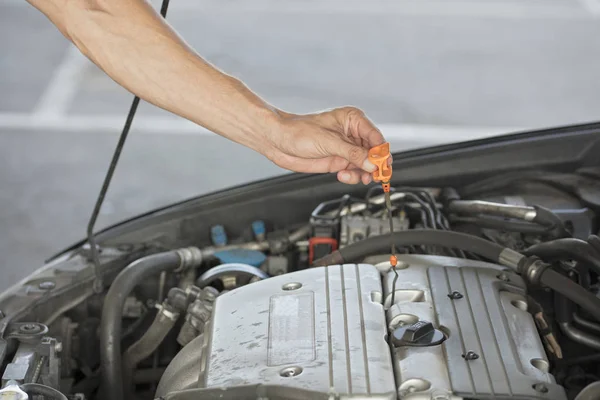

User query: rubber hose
[573,312,600,334]
[523,238,600,276]
[449,215,549,234]
[122,303,180,398]
[532,205,570,237]
[575,382,600,400]
[589,235,600,254]
[312,229,512,267]
[543,269,600,322]
[20,383,68,400]
[100,250,190,400]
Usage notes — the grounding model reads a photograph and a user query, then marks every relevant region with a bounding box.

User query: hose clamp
[524,258,551,286]
[156,303,180,321]
[498,248,524,271]
[174,247,203,273]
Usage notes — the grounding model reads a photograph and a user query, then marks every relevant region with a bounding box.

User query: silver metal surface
[0,381,28,400]
[381,254,566,400]
[449,200,537,221]
[498,248,525,270]
[174,247,203,273]
[176,289,216,347]
[2,344,37,385]
[198,264,396,398]
[156,334,205,397]
[196,263,268,289]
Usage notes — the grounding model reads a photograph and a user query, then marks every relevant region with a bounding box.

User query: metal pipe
[123,302,180,398]
[199,225,310,258]
[555,294,600,350]
[448,200,537,221]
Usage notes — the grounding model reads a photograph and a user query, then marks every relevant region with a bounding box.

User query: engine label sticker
[267,291,316,366]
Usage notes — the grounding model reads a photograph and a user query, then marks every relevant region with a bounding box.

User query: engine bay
[1,166,600,400]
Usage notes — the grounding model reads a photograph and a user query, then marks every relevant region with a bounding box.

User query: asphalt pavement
[1,0,600,291]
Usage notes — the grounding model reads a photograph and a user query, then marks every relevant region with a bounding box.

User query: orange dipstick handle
[368,142,392,192]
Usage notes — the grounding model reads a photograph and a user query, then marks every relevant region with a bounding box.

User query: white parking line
[0,112,519,144]
[32,45,89,119]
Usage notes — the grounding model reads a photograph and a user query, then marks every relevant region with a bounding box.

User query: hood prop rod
[86,0,171,293]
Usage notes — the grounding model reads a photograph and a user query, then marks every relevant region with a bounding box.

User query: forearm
[27,0,278,151]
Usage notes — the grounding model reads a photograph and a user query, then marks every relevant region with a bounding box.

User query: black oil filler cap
[392,320,446,347]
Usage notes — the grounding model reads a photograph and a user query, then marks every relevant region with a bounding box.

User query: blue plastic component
[213,249,267,268]
[210,225,228,246]
[251,220,266,239]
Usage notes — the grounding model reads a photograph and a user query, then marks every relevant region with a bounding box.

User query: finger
[361,171,373,185]
[337,169,362,184]
[342,107,385,148]
[320,134,377,173]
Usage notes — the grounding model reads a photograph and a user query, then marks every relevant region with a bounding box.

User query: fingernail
[339,172,351,182]
[362,159,377,172]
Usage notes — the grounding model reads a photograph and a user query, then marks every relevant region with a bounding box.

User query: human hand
[262,107,387,185]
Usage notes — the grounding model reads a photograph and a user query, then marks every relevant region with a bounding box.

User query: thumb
[322,135,377,172]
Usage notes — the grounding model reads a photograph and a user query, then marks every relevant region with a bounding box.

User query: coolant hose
[100,248,202,400]
[20,383,68,400]
[523,238,600,276]
[555,294,600,351]
[122,302,180,398]
[546,269,600,323]
[312,229,520,268]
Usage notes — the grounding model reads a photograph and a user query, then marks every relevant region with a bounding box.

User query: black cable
[20,383,68,400]
[85,0,171,293]
[312,229,511,267]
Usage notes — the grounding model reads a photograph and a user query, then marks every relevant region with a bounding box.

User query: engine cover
[159,256,567,400]
[371,254,566,400]
[198,263,396,398]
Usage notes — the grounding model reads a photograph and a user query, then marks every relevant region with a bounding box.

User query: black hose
[546,269,600,323]
[532,205,570,238]
[450,215,550,234]
[589,235,600,254]
[21,383,68,400]
[562,353,600,366]
[523,238,600,276]
[122,302,180,398]
[555,295,600,351]
[573,312,600,334]
[100,249,200,400]
[312,229,513,267]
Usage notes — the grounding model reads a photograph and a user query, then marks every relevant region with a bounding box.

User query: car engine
[1,170,600,400]
[157,256,562,400]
